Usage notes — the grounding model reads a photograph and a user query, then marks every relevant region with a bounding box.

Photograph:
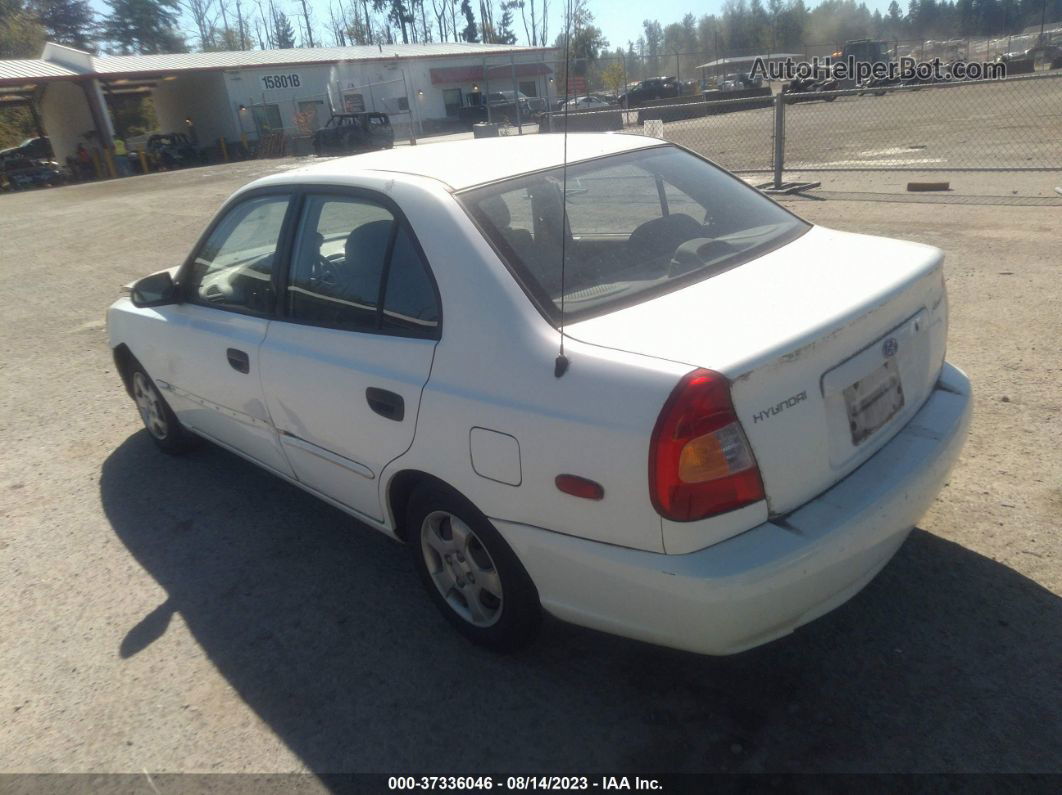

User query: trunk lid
[568,225,949,514]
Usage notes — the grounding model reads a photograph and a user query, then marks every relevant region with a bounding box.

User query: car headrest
[345,219,394,267]
[480,196,511,229]
[627,213,702,257]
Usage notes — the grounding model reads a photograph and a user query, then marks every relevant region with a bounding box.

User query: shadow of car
[100,430,1062,773]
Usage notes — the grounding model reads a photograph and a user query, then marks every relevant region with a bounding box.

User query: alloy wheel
[132,371,168,440]
[420,510,504,627]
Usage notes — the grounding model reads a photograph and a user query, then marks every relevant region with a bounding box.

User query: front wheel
[131,365,198,454]
[408,483,541,651]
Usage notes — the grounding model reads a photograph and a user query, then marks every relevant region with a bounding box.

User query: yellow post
[104,147,118,178]
[138,150,148,174]
[90,148,102,179]
[219,137,228,163]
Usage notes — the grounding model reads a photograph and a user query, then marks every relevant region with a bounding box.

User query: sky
[83,0,900,55]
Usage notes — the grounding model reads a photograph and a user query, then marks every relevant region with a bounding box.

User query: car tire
[130,364,199,454]
[407,482,541,652]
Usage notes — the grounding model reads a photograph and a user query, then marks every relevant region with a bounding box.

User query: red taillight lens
[649,368,765,522]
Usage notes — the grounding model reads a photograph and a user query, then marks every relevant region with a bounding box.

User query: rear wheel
[408,483,541,651]
[130,365,198,454]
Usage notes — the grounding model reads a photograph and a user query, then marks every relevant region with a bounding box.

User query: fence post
[484,57,492,125]
[401,70,417,145]
[511,53,523,135]
[773,91,785,189]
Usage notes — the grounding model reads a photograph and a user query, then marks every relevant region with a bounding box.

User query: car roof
[270,133,661,192]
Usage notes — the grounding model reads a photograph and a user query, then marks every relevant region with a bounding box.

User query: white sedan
[107,135,971,655]
[561,95,613,110]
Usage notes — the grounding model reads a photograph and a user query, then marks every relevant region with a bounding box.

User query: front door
[159,191,295,475]
[259,191,441,521]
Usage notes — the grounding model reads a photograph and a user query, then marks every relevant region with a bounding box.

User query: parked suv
[312,113,394,156]
[619,76,681,107]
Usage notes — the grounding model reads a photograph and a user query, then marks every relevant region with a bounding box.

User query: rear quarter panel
[369,178,689,553]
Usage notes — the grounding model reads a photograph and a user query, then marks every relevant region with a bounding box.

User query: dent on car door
[158,192,296,475]
[259,192,441,522]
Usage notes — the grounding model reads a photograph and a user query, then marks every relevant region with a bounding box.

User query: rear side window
[285,194,439,337]
[185,194,291,316]
[459,146,808,322]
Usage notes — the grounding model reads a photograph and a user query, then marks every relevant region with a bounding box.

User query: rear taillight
[649,368,765,522]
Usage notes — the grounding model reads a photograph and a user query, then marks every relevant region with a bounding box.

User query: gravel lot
[0,159,1059,776]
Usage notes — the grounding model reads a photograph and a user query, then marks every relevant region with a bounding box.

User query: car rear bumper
[493,361,972,656]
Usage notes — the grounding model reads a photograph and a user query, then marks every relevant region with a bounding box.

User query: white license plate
[844,359,905,445]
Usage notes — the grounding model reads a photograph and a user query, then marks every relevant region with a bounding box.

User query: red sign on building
[566,76,587,96]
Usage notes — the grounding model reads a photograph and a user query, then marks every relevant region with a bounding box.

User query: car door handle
[226,348,250,374]
[366,388,404,422]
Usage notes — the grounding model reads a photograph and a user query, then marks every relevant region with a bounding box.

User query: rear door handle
[226,348,250,374]
[366,388,404,422]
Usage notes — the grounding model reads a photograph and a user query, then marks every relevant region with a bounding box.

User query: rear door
[259,190,441,522]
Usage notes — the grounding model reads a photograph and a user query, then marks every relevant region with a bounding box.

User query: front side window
[286,194,439,337]
[459,146,808,322]
[185,194,291,315]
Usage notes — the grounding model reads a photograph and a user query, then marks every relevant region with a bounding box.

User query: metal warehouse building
[0,41,557,167]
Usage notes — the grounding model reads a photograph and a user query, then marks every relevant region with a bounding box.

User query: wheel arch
[386,469,475,544]
[112,343,137,397]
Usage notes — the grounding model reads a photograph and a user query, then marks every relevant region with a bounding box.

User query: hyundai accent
[107,135,971,654]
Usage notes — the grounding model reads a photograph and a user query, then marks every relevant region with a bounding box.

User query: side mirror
[130,271,178,308]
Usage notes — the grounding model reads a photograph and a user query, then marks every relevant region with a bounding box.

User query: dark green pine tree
[274,10,297,48]
[29,0,96,51]
[102,0,185,54]
[460,0,478,42]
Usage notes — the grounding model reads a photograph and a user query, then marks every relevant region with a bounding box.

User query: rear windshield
[458,145,808,322]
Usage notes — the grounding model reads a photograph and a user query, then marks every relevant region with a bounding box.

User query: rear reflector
[649,369,765,521]
[555,474,605,501]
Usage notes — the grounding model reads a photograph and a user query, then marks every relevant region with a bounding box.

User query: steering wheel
[310,253,340,290]
[668,237,737,277]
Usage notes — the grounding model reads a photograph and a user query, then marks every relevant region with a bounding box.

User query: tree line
[0,0,553,55]
[0,0,1059,58]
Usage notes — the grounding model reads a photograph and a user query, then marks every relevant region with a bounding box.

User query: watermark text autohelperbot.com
[750,56,1007,84]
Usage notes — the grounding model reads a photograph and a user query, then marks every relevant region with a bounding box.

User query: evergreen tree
[1,0,45,57]
[495,0,518,44]
[459,0,477,41]
[29,0,95,51]
[274,9,296,47]
[102,0,184,54]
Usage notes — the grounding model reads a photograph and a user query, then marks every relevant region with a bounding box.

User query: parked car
[718,73,763,91]
[0,136,52,163]
[459,91,536,127]
[108,135,970,655]
[312,112,394,156]
[146,132,201,169]
[619,76,681,107]
[783,74,840,100]
[559,95,613,110]
[0,156,64,191]
[487,90,533,113]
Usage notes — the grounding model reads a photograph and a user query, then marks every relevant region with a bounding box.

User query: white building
[0,41,557,166]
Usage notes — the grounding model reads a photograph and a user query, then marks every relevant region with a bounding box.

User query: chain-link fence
[547,26,1062,99]
[533,71,1062,177]
[781,72,1062,172]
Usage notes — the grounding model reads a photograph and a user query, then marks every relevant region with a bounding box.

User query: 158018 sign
[261,73,302,90]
